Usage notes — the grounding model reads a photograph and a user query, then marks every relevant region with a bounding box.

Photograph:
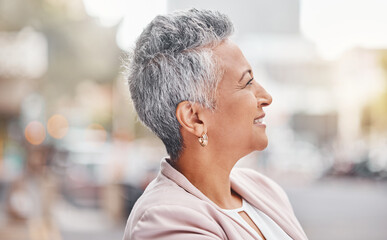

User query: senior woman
[123,9,308,240]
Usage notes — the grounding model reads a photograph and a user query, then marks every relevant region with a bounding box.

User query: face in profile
[206,40,272,158]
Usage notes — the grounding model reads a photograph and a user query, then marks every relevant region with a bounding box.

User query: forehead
[212,40,250,76]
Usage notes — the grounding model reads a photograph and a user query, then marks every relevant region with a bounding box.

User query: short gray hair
[125,9,233,161]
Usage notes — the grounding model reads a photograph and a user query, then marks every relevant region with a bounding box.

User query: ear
[176,101,207,137]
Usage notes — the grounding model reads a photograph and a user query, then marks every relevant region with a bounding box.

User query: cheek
[213,94,257,134]
[230,94,257,119]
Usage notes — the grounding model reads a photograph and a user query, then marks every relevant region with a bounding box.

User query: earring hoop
[198,133,208,147]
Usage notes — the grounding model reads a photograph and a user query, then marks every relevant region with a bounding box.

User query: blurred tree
[0,0,121,126]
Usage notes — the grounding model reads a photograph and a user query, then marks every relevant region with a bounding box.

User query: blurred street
[55,199,124,240]
[286,177,387,240]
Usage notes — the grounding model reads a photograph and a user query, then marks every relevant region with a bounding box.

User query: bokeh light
[24,121,46,145]
[47,114,69,139]
[86,123,107,142]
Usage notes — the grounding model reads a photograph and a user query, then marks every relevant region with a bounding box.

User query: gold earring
[198,133,208,147]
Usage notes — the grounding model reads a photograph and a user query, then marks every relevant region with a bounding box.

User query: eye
[245,77,254,87]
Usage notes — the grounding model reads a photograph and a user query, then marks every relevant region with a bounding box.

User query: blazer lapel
[230,172,304,240]
[160,159,261,239]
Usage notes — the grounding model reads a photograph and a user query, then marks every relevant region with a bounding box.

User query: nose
[256,85,272,108]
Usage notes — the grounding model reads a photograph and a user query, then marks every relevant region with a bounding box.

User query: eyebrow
[239,69,251,82]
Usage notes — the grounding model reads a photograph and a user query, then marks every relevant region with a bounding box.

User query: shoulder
[123,174,224,240]
[125,204,224,240]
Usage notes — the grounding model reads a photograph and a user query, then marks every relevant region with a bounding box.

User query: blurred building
[168,0,300,35]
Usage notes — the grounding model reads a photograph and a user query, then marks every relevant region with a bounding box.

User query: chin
[255,138,268,151]
[256,144,268,151]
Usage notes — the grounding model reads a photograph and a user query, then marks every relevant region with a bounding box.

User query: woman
[123,9,308,240]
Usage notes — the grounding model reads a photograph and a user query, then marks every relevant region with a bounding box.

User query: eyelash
[245,78,254,86]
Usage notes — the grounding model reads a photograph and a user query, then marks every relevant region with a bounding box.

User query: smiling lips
[253,114,266,127]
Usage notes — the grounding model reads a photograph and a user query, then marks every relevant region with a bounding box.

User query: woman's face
[207,40,272,158]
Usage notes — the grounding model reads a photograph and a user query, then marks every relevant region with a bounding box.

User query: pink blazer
[123,158,308,240]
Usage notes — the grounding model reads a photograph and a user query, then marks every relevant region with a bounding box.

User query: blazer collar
[160,158,258,239]
[160,158,301,240]
[160,158,217,203]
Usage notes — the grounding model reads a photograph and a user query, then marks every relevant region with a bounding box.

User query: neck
[174,149,242,209]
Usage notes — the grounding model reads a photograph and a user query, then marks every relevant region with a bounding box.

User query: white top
[222,199,293,240]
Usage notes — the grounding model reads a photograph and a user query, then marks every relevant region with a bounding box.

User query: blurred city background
[1,0,387,239]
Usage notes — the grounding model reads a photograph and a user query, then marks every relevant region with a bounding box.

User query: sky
[82,0,387,59]
[300,0,387,58]
[82,0,167,50]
